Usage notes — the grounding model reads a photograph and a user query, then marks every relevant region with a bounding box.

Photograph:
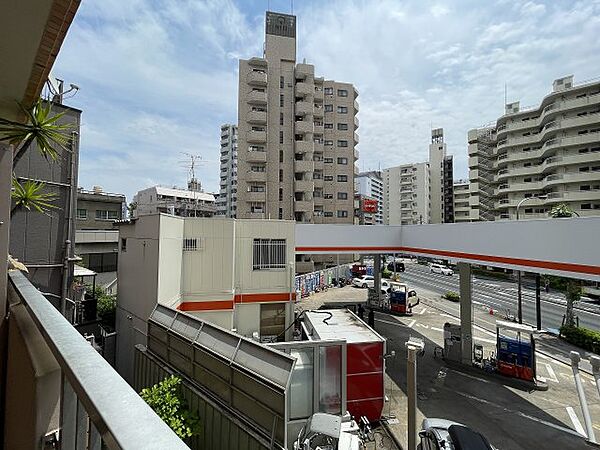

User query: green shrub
[381,268,393,279]
[560,326,600,355]
[140,375,201,439]
[444,291,460,302]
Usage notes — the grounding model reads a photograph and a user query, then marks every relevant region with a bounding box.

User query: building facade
[355,170,383,224]
[133,183,216,218]
[75,186,125,274]
[429,128,454,223]
[236,12,358,224]
[216,124,238,217]
[453,179,472,222]
[468,75,600,220]
[383,162,429,225]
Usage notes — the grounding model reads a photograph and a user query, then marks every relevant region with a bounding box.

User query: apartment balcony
[246,190,266,202]
[247,90,267,104]
[313,140,324,153]
[547,189,600,203]
[247,130,267,144]
[247,110,267,124]
[4,271,186,449]
[354,116,360,129]
[295,160,314,172]
[295,64,313,80]
[295,140,313,154]
[314,122,324,133]
[468,155,479,169]
[354,149,360,161]
[545,171,600,186]
[247,149,267,163]
[295,81,314,97]
[314,89,324,103]
[295,200,313,212]
[313,106,324,118]
[248,56,267,67]
[246,70,267,86]
[354,132,359,144]
[353,100,359,112]
[295,179,314,192]
[246,171,267,182]
[247,211,266,219]
[295,120,314,134]
[296,101,313,116]
[313,177,324,188]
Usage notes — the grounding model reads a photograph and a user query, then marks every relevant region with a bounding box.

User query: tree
[0,98,73,214]
[140,375,200,440]
[549,203,581,326]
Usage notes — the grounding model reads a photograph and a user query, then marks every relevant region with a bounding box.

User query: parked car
[430,263,453,276]
[352,275,374,289]
[418,418,495,450]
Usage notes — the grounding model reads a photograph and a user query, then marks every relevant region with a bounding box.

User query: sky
[53,0,600,201]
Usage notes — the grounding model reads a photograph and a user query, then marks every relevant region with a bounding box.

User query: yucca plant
[10,178,58,215]
[0,97,72,165]
[550,203,575,218]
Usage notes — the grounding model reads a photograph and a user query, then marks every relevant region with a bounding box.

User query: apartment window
[279,188,283,201]
[76,208,87,220]
[252,238,286,270]
[324,157,334,163]
[337,175,348,182]
[250,184,265,192]
[523,178,532,183]
[324,211,333,217]
[580,185,591,191]
[95,210,119,220]
[337,192,348,200]
[280,112,284,126]
[337,210,348,217]
[183,238,199,251]
[279,150,284,162]
[278,208,283,219]
[324,87,333,95]
[337,106,348,114]
[324,176,334,181]
[324,104,333,112]
[280,76,284,89]
[579,148,590,154]
[324,193,333,199]
[581,203,592,210]
[337,123,348,131]
[280,130,284,144]
[324,140,334,146]
[337,157,348,165]
[337,89,348,97]
[580,166,590,172]
[280,94,284,107]
[324,123,333,129]
[121,238,127,252]
[251,165,265,172]
[279,169,284,182]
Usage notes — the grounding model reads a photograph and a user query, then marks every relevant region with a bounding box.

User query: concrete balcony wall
[246,191,266,202]
[247,90,267,104]
[294,200,313,212]
[247,110,267,124]
[295,101,313,116]
[295,121,313,134]
[246,150,267,163]
[247,71,267,86]
[295,160,314,173]
[295,141,313,154]
[295,82,313,97]
[246,171,267,183]
[247,130,267,144]
[295,180,314,192]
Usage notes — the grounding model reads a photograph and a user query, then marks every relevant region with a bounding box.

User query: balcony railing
[6,271,187,449]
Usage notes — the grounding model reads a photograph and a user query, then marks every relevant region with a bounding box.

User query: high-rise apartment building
[217,124,238,217]
[355,171,384,224]
[383,129,454,225]
[468,75,600,220]
[453,180,472,222]
[236,11,359,227]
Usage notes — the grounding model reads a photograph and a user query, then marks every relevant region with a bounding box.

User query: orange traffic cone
[489,308,494,315]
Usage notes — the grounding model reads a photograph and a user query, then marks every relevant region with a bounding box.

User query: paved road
[398,263,600,332]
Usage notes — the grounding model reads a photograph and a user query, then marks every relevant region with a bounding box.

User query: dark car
[386,261,405,272]
[418,418,495,450]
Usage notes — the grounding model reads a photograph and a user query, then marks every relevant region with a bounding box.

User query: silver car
[418,418,495,450]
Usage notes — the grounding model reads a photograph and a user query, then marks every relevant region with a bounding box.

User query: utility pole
[535,274,542,330]
[406,337,425,450]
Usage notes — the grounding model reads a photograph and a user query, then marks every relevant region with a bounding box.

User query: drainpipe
[570,351,596,443]
[60,132,78,317]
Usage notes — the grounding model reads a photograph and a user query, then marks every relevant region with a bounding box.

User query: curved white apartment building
[469,75,600,221]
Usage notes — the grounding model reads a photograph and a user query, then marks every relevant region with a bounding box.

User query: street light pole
[515,195,547,324]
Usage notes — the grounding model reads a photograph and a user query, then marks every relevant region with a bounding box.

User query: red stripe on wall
[294,245,600,276]
[234,292,295,303]
[177,292,295,311]
[177,300,234,311]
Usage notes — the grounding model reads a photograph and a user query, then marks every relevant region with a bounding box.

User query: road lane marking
[545,364,559,383]
[416,323,429,329]
[566,407,586,436]
[419,307,428,315]
[473,336,496,344]
[431,327,444,332]
[407,319,416,328]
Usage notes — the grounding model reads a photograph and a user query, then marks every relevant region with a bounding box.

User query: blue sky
[54,0,600,201]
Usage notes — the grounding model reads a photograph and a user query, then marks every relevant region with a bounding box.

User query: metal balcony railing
[6,271,188,450]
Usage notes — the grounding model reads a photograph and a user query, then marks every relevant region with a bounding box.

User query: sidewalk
[536,333,595,375]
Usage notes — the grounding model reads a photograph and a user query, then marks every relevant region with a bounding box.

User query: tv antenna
[179,153,206,188]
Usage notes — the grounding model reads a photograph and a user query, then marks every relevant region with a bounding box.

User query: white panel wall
[295,224,402,253]
[157,215,184,307]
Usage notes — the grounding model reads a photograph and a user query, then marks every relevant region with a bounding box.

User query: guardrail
[7,271,188,449]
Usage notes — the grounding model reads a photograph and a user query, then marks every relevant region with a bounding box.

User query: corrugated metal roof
[305,309,385,344]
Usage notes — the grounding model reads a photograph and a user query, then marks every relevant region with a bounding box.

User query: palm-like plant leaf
[11,178,59,214]
[550,203,573,218]
[0,98,73,161]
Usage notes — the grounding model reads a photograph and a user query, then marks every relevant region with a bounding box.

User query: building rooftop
[152,185,215,202]
[304,309,384,344]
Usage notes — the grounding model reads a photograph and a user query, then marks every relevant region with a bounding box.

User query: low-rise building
[133,181,216,218]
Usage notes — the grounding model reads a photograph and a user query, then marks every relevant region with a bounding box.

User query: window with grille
[183,238,199,251]
[253,238,286,270]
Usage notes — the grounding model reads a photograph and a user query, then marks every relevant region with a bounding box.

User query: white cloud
[53,0,600,201]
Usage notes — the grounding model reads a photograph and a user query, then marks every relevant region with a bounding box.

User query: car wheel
[362,283,368,289]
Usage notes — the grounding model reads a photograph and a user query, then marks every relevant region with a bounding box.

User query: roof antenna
[291,0,294,13]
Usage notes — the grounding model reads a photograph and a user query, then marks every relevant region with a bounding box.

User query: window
[324,157,334,163]
[95,210,119,220]
[253,238,286,270]
[279,169,284,182]
[581,203,592,210]
[324,87,333,95]
[183,238,199,251]
[280,130,284,144]
[250,184,265,192]
[324,104,333,112]
[251,165,265,172]
[280,150,284,162]
[337,157,348,165]
[337,175,348,182]
[280,112,284,126]
[278,208,283,219]
[337,89,348,97]
[337,106,348,114]
[121,238,127,252]
[324,176,334,181]
[337,210,348,218]
[324,193,333,199]
[280,94,284,107]
[324,140,334,146]
[280,76,284,89]
[337,192,348,200]
[324,211,333,217]
[76,208,87,219]
[581,185,591,191]
[337,123,348,130]
[324,123,333,129]
[279,188,283,201]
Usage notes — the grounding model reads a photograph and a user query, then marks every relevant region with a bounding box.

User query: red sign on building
[362,198,378,213]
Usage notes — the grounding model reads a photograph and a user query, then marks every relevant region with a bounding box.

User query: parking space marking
[544,364,559,383]
[419,307,428,315]
[566,406,586,436]
[473,336,496,344]
[431,327,444,332]
[416,323,429,329]
[407,319,416,328]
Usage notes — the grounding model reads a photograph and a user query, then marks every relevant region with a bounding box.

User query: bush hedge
[560,326,600,355]
[444,291,460,302]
